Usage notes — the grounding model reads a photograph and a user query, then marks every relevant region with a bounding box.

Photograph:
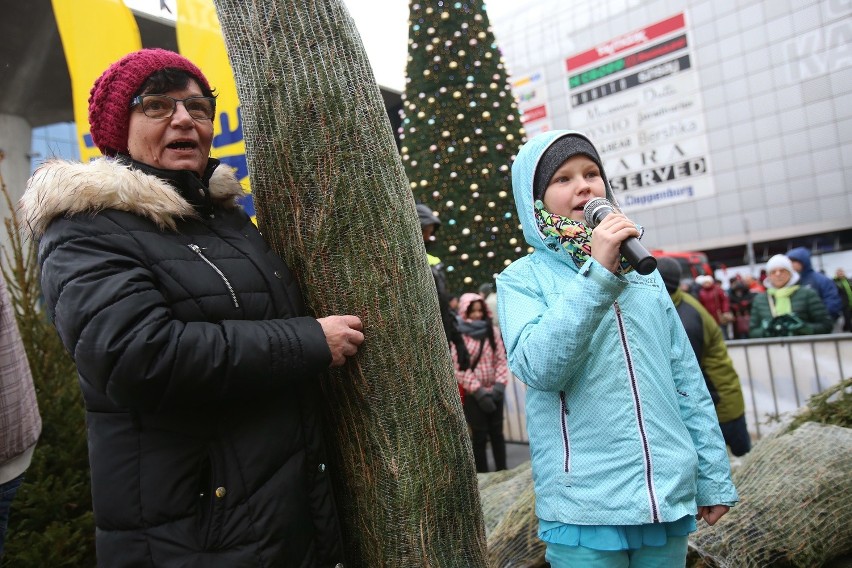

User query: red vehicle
[651,249,713,281]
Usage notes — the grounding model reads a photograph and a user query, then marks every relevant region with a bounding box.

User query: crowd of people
[678,250,846,340]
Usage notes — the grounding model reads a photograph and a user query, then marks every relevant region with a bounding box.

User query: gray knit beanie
[533,134,604,201]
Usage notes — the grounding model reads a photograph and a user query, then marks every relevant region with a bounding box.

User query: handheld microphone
[583,198,657,275]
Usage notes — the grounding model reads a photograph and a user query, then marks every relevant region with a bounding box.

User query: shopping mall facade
[489,0,850,272]
[1,0,849,273]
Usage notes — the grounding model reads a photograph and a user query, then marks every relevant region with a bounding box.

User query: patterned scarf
[534,199,639,274]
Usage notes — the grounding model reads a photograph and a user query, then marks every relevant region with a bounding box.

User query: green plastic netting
[688,421,852,567]
[478,462,545,567]
[479,415,852,567]
[211,1,486,566]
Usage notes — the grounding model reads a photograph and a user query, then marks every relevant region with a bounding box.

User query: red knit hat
[88,48,212,157]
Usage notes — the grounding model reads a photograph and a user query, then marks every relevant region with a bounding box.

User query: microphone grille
[583,197,613,227]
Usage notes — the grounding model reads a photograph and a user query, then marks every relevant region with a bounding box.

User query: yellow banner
[51,0,141,163]
[176,0,253,218]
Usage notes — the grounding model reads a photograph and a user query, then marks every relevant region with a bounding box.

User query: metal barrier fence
[502,333,852,443]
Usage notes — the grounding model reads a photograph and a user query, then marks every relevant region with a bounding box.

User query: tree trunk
[212,1,487,566]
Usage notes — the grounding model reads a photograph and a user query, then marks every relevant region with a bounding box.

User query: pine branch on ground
[0,158,94,567]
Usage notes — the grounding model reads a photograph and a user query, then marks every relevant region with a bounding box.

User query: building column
[0,113,33,247]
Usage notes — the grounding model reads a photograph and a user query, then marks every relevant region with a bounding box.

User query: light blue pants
[544,535,688,568]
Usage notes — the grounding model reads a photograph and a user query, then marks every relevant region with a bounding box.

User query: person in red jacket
[696,275,733,339]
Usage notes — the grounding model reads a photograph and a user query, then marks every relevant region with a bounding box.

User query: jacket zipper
[613,301,660,523]
[187,244,240,309]
[559,390,571,473]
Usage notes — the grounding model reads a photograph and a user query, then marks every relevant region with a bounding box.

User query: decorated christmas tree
[400,0,526,291]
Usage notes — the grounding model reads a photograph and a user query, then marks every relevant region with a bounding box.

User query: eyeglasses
[130,94,216,120]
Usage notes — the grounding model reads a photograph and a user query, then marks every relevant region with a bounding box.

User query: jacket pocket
[196,447,226,550]
[559,391,571,473]
[196,453,215,549]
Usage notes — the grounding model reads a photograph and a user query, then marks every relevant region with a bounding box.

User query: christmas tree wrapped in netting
[211,1,487,566]
[688,379,852,568]
[689,421,852,567]
[476,379,852,568]
[478,462,545,567]
[400,0,526,291]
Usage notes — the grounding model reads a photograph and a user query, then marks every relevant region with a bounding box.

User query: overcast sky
[123,0,520,92]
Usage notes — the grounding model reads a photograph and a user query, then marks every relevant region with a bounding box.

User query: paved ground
[506,442,530,469]
[482,441,530,472]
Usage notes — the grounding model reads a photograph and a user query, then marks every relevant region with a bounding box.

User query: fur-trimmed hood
[21,158,245,237]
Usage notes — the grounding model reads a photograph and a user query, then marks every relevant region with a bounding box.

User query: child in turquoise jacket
[496,130,737,567]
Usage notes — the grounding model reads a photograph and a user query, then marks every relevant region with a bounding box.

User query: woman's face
[467,301,485,321]
[768,268,792,288]
[127,79,213,176]
[542,154,606,221]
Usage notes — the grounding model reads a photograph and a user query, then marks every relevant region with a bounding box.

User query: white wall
[0,114,33,251]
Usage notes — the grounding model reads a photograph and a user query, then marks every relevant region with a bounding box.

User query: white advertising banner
[564,12,715,212]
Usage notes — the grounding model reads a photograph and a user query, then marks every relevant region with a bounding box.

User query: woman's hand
[696,504,730,526]
[590,212,640,274]
[318,315,365,367]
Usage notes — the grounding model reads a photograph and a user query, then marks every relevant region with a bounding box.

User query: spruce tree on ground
[0,161,95,567]
[400,0,526,292]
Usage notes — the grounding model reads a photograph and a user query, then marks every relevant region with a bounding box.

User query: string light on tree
[400,0,525,291]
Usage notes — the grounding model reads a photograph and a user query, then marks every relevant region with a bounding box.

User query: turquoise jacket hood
[512,129,617,256]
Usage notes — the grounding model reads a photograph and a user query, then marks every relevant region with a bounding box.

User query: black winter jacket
[22,157,345,567]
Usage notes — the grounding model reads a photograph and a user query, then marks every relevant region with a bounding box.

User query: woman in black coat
[21,48,363,568]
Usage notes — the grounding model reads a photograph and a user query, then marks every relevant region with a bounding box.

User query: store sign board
[565,12,715,212]
[512,70,551,136]
[565,13,685,71]
[568,34,688,89]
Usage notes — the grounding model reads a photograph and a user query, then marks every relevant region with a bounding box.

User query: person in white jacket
[497,130,737,567]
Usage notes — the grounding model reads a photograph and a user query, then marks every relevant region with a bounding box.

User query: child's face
[542,155,606,221]
[467,301,485,321]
